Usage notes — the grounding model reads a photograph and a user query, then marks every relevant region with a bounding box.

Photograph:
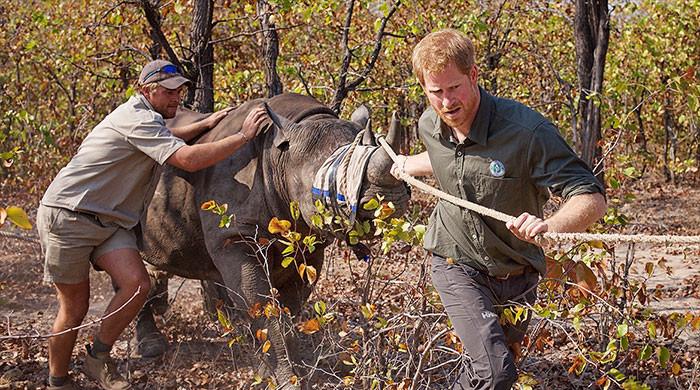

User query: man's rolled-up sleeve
[127,118,186,165]
[527,122,605,200]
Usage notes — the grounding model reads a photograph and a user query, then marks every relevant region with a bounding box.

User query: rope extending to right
[376,136,700,245]
[0,229,39,244]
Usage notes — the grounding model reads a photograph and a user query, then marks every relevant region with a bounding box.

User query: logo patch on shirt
[489,160,506,177]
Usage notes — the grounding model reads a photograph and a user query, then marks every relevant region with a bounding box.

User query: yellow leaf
[289,375,298,386]
[201,200,216,210]
[672,362,681,375]
[6,207,32,229]
[262,340,271,353]
[306,265,317,284]
[256,328,268,342]
[298,318,321,334]
[268,217,292,234]
[264,302,280,318]
[588,240,604,249]
[297,263,306,279]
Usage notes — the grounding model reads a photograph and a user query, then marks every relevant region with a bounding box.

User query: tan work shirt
[419,87,604,277]
[42,94,185,229]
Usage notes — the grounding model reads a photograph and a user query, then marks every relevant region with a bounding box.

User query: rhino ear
[350,104,370,129]
[263,102,290,147]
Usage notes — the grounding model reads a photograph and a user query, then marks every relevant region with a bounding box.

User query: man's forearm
[546,192,607,232]
[167,132,248,172]
[170,120,210,142]
[405,151,434,177]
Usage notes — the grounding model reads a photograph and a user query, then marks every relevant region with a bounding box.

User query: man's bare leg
[93,248,150,345]
[49,280,90,378]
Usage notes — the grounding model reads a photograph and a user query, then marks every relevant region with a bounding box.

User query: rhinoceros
[134,93,409,387]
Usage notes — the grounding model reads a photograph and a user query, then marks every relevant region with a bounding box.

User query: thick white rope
[377,136,700,245]
[0,230,39,244]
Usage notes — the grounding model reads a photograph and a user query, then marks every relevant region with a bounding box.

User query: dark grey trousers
[430,255,539,390]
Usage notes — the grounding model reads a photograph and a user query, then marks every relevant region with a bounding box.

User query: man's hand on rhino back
[203,107,234,129]
[241,106,267,141]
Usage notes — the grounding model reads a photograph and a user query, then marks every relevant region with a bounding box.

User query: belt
[493,266,535,280]
[65,208,101,223]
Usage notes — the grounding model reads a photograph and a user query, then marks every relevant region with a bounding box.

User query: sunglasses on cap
[142,64,179,84]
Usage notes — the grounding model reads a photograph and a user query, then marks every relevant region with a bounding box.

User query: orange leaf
[298,318,321,334]
[564,261,598,297]
[544,256,564,291]
[201,200,216,210]
[568,355,585,375]
[256,328,268,342]
[248,302,263,318]
[595,375,609,386]
[297,263,306,279]
[268,217,291,234]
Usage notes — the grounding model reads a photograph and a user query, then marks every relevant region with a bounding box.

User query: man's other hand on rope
[390,151,433,179]
[507,193,607,245]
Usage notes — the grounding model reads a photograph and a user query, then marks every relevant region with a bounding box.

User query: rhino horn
[350,104,370,129]
[385,111,402,151]
[362,117,376,146]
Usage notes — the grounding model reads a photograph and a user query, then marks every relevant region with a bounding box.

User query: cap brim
[158,76,191,89]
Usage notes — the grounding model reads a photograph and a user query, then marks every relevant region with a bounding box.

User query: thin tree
[573,0,610,179]
[257,0,283,97]
[140,0,216,113]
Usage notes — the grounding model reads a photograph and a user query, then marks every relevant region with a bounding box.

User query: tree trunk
[257,0,283,97]
[662,88,677,184]
[574,0,609,181]
[190,0,215,112]
[633,90,647,153]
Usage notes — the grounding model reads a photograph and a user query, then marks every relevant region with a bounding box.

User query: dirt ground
[1,179,699,389]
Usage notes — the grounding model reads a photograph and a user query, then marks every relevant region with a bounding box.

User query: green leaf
[282,244,295,255]
[281,256,295,268]
[25,39,38,51]
[640,344,652,360]
[290,201,300,221]
[617,323,629,338]
[314,300,326,315]
[572,316,582,332]
[363,198,380,210]
[607,368,626,382]
[657,346,670,368]
[311,214,323,228]
[620,335,629,351]
[217,308,232,330]
[647,322,657,339]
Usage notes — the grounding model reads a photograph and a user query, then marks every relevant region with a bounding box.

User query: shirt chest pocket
[463,157,522,212]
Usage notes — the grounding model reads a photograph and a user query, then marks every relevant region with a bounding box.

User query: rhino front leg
[133,265,169,357]
[212,247,304,390]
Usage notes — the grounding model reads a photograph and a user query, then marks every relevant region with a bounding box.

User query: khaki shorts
[37,204,139,284]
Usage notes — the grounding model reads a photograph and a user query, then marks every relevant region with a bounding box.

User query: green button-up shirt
[419,87,604,277]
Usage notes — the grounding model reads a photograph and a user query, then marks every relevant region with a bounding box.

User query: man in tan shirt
[38,60,267,389]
